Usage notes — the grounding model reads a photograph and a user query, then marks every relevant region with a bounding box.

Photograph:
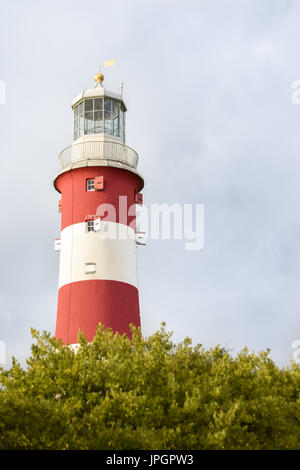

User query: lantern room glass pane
[74,116,79,140]
[113,116,119,136]
[112,101,119,118]
[79,115,84,137]
[112,102,120,137]
[119,111,124,141]
[94,110,102,121]
[104,98,112,119]
[85,111,94,133]
[94,98,103,110]
[95,120,104,133]
[74,98,125,140]
[95,110,104,133]
[104,120,113,135]
[85,99,93,112]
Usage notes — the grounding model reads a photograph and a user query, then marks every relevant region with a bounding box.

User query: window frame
[85,262,96,274]
[87,220,95,232]
[86,179,95,192]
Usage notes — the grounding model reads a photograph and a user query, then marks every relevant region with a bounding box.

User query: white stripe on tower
[59,221,138,289]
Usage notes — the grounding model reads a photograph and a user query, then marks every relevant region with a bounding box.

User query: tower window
[87,179,95,191]
[85,263,96,274]
[87,220,95,232]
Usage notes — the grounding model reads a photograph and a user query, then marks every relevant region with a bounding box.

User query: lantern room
[71,72,127,144]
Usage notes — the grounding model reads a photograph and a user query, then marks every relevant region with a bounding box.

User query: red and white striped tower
[54,71,144,345]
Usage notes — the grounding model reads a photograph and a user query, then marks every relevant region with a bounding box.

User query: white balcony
[58,140,139,170]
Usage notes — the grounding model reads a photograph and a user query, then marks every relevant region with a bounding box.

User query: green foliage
[0,324,299,450]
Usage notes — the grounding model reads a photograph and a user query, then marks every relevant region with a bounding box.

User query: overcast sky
[0,0,300,367]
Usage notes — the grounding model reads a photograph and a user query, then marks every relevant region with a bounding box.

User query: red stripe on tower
[54,70,144,345]
[56,281,140,344]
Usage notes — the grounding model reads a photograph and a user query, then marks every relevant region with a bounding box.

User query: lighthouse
[54,71,144,345]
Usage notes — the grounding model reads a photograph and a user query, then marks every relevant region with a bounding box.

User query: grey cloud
[0,0,299,367]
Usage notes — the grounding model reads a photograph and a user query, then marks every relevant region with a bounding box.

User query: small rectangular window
[85,263,96,274]
[87,179,95,191]
[87,220,95,232]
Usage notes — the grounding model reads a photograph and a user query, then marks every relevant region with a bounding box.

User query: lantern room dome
[71,81,126,111]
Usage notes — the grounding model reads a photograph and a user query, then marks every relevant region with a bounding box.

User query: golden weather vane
[94,59,116,84]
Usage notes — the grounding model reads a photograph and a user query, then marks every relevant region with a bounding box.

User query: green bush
[0,324,299,449]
